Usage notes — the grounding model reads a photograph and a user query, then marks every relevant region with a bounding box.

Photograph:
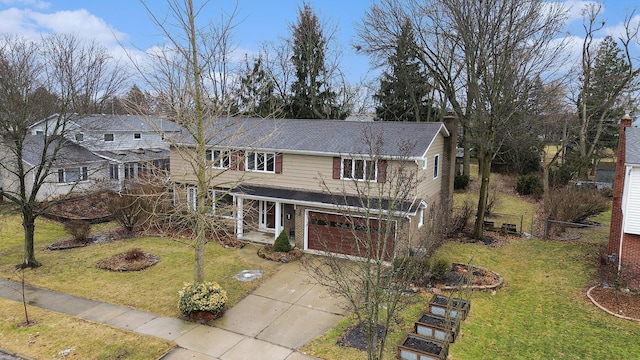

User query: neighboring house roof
[30,113,180,133]
[173,117,449,159]
[626,127,640,165]
[69,114,181,133]
[94,148,169,163]
[22,135,104,166]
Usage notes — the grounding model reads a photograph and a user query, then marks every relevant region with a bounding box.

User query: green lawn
[0,210,281,358]
[304,176,637,360]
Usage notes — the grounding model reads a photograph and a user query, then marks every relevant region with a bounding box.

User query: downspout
[619,166,632,272]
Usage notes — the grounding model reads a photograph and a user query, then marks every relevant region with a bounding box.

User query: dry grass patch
[0,299,173,359]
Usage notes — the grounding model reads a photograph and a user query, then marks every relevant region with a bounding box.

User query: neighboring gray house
[0,114,179,200]
[0,135,108,200]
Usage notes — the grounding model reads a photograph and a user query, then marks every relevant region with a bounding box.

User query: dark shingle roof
[235,184,422,214]
[173,118,448,158]
[71,114,180,133]
[94,148,169,163]
[627,127,640,165]
[22,135,103,166]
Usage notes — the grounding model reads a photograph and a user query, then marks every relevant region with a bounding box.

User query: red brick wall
[620,234,640,287]
[608,115,632,256]
[607,115,640,286]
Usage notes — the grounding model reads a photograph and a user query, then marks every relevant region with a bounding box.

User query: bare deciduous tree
[359,0,567,239]
[0,34,128,268]
[305,128,446,360]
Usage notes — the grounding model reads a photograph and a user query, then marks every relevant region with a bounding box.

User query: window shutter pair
[333,157,387,182]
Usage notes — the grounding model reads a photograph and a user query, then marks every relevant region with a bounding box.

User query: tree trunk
[22,211,41,268]
[473,152,491,240]
[462,125,470,177]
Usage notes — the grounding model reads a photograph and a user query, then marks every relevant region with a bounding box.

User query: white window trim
[418,208,425,228]
[57,166,89,184]
[206,149,231,169]
[422,158,428,170]
[341,157,377,182]
[433,154,440,179]
[187,186,197,211]
[210,189,235,219]
[246,151,275,173]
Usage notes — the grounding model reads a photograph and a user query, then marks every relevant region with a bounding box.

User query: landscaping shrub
[429,257,450,280]
[545,187,610,223]
[64,220,91,242]
[124,248,145,261]
[178,281,227,316]
[451,200,474,233]
[454,174,470,190]
[516,173,543,197]
[273,231,292,252]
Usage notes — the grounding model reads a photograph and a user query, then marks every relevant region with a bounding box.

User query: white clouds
[0,7,128,47]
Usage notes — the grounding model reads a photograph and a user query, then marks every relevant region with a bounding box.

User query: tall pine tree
[374,20,438,122]
[237,56,282,118]
[288,3,345,119]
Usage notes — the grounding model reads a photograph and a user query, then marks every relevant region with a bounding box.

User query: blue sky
[0,0,637,85]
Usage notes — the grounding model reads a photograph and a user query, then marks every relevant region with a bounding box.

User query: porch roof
[232,184,423,216]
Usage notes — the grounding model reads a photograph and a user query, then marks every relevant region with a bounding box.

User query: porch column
[275,201,282,239]
[236,197,244,239]
[117,164,124,191]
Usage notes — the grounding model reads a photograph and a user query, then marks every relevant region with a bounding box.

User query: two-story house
[170,117,456,259]
[1,113,179,201]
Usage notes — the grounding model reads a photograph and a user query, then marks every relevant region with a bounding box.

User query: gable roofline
[171,117,449,158]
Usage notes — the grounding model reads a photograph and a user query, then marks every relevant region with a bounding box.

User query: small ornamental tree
[273,231,292,252]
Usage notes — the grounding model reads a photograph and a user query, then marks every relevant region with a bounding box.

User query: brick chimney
[608,114,633,260]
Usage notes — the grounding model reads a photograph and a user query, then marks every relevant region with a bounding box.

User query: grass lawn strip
[0,298,173,359]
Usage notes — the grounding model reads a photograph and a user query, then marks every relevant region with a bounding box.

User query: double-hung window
[57,167,88,183]
[433,154,440,179]
[124,163,136,179]
[246,151,275,172]
[206,149,230,169]
[109,164,119,180]
[342,157,377,181]
[187,186,197,211]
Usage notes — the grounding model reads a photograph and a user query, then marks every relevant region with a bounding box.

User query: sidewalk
[0,245,348,360]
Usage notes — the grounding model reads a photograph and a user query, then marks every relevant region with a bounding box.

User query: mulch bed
[96,251,160,272]
[589,286,640,320]
[257,245,303,263]
[337,322,386,351]
[47,228,129,250]
[437,263,502,288]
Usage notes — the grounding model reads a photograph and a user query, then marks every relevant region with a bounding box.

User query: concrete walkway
[0,246,348,360]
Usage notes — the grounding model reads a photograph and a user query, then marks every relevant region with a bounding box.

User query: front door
[259,201,276,231]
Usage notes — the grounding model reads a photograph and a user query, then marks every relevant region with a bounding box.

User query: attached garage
[306,211,396,260]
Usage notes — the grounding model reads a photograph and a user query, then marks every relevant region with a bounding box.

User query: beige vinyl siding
[171,147,418,196]
[416,135,445,201]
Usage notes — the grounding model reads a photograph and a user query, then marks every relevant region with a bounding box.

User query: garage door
[307,211,395,260]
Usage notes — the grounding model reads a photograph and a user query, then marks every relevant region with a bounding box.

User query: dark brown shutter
[332,157,341,179]
[233,150,245,171]
[275,153,283,174]
[377,160,387,183]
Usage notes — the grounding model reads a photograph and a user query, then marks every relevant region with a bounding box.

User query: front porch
[240,230,276,245]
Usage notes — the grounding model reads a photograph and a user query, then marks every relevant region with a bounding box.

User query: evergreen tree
[374,20,438,122]
[288,3,345,119]
[237,56,282,117]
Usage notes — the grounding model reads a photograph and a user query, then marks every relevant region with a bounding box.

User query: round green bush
[178,281,227,315]
[273,231,292,252]
[454,174,470,190]
[516,173,543,197]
